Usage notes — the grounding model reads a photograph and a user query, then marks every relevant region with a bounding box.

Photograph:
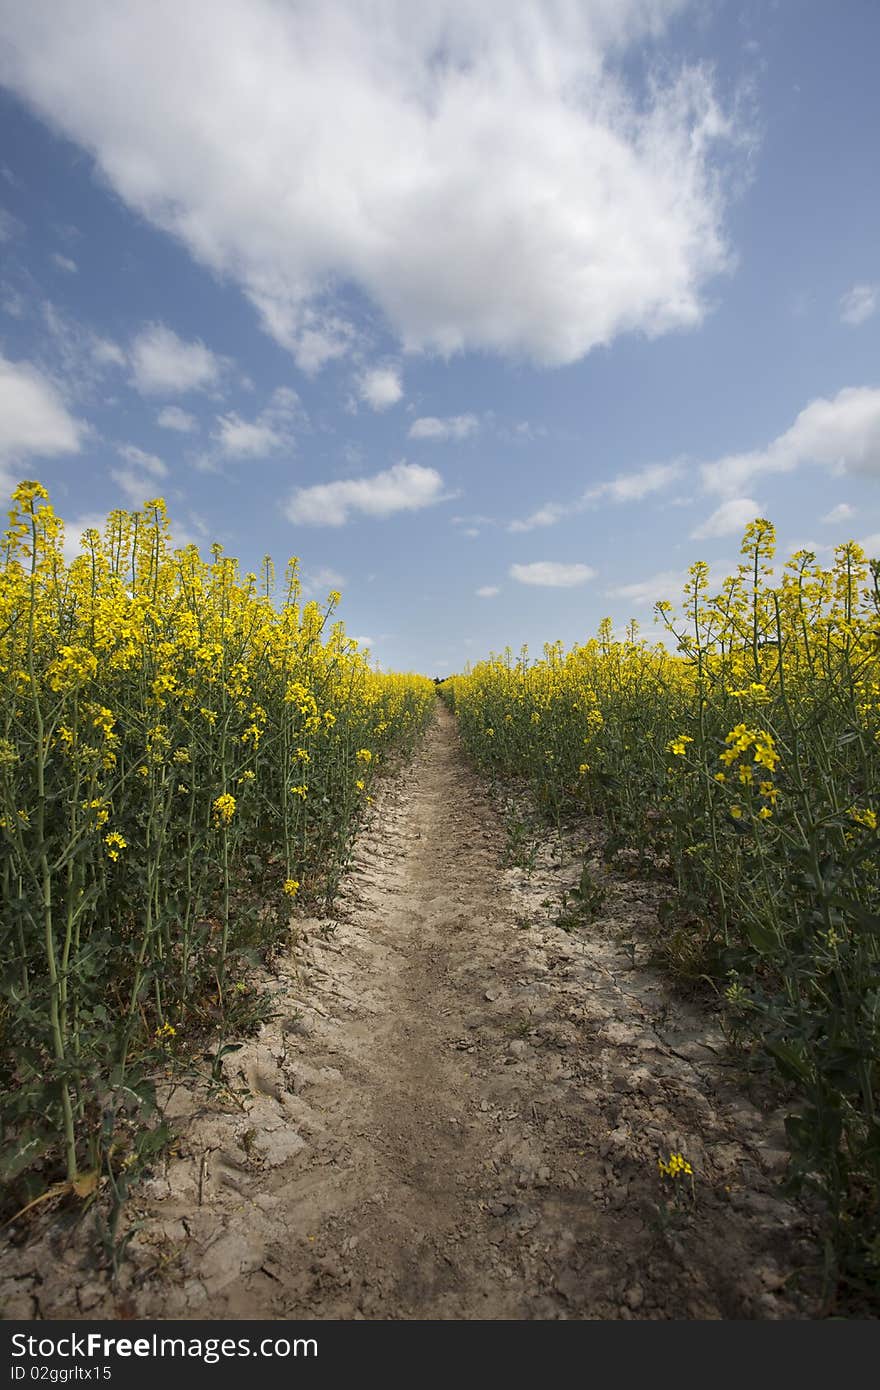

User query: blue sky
[1,0,879,675]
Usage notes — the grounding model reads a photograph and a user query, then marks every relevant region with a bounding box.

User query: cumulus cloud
[821,502,854,525]
[215,416,283,457]
[508,461,681,532]
[0,1,743,370]
[92,337,126,368]
[606,568,687,605]
[0,353,84,485]
[302,565,346,597]
[1,282,25,318]
[157,405,198,433]
[286,461,446,526]
[116,443,167,476]
[476,585,500,597]
[701,386,880,496]
[860,532,880,559]
[357,367,403,412]
[691,496,761,539]
[509,503,568,534]
[409,414,479,441]
[109,443,169,506]
[510,561,596,587]
[840,283,877,327]
[214,387,300,458]
[586,462,683,504]
[130,323,223,395]
[41,303,126,395]
[0,206,23,242]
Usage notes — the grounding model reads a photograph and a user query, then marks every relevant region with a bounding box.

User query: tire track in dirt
[2,704,815,1319]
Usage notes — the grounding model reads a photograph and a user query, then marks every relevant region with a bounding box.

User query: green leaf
[828,895,880,934]
[746,918,777,954]
[767,1040,811,1084]
[0,1128,53,1183]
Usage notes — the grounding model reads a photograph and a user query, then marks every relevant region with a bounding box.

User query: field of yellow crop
[4,485,878,1288]
[446,520,879,1282]
[0,483,434,1219]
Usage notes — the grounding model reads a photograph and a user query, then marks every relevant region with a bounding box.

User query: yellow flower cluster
[212,793,237,826]
[667,735,693,757]
[658,1151,693,1178]
[719,724,779,773]
[104,831,127,861]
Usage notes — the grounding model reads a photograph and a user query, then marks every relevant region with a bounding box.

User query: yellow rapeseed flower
[667,735,693,756]
[212,793,237,826]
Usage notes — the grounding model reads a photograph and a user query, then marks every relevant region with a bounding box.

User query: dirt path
[3,705,815,1319]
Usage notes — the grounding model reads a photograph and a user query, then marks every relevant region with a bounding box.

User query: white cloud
[1,282,25,318]
[349,634,374,649]
[50,251,77,273]
[586,461,683,504]
[357,366,403,412]
[116,443,167,477]
[509,503,568,534]
[130,322,223,395]
[509,561,596,587]
[409,414,479,441]
[302,565,346,597]
[508,461,681,532]
[214,385,300,458]
[606,568,687,605]
[476,585,500,597]
[0,354,84,484]
[215,417,280,457]
[691,496,761,539]
[0,206,23,241]
[92,337,126,368]
[840,283,877,327]
[785,538,824,558]
[701,386,880,496]
[41,303,126,393]
[262,305,355,375]
[860,532,880,559]
[0,2,744,370]
[821,502,854,525]
[109,468,163,506]
[157,405,198,433]
[286,461,446,526]
[110,444,169,506]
